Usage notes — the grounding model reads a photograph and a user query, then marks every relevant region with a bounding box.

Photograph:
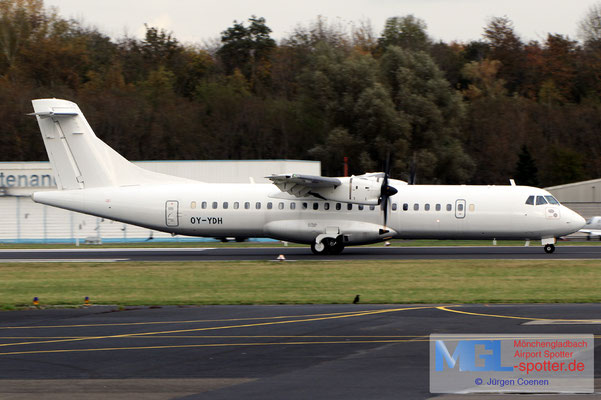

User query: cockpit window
[544,195,559,205]
[536,195,548,205]
[525,195,534,205]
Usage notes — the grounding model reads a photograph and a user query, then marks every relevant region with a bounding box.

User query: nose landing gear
[541,237,556,254]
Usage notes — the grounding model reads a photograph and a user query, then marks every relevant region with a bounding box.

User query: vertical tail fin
[31,99,191,189]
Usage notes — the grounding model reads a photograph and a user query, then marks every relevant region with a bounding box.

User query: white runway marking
[0,248,216,253]
[524,320,601,325]
[0,259,130,263]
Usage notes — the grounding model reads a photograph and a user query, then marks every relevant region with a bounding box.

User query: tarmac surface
[1,244,601,262]
[0,304,600,399]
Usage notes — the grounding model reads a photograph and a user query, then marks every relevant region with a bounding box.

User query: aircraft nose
[569,211,586,230]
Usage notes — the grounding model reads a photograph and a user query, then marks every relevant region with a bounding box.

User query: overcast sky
[44,0,597,45]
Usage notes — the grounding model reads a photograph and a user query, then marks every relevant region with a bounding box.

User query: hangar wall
[0,160,320,243]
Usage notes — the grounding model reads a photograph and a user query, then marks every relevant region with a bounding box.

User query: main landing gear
[310,237,345,255]
[544,244,555,254]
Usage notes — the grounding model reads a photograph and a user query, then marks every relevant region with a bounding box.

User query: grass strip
[0,260,600,309]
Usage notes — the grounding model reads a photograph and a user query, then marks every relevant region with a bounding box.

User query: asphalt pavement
[0,244,600,262]
[0,304,600,399]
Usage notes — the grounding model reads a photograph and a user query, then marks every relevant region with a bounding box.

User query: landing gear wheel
[311,242,326,255]
[544,244,555,254]
[328,239,345,255]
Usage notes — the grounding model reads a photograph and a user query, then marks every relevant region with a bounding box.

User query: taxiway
[0,304,600,399]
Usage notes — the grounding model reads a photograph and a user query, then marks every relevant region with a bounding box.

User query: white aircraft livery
[30,99,585,254]
[580,216,601,240]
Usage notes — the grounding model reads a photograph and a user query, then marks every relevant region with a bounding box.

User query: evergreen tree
[514,145,539,186]
[217,15,276,88]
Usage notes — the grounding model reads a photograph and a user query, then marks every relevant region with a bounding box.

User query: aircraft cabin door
[455,199,466,219]
[165,200,179,227]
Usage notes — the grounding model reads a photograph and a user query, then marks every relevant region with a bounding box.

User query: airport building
[0,160,320,243]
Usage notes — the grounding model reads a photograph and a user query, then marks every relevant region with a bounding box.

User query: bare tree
[578,3,601,45]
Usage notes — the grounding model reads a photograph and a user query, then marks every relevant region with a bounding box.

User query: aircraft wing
[267,174,341,197]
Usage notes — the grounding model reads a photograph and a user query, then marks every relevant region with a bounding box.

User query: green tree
[380,46,473,182]
[0,0,50,74]
[217,15,276,88]
[461,59,506,99]
[377,15,430,52]
[300,44,407,174]
[546,146,587,185]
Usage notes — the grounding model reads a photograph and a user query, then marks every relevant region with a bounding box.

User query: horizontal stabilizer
[31,98,196,189]
[27,111,79,118]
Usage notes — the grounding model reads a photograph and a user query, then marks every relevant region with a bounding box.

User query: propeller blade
[380,153,397,229]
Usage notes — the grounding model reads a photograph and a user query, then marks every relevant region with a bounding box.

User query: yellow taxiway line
[0,306,436,353]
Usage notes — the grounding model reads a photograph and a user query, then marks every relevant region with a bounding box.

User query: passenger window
[414,204,419,211]
[313,202,319,210]
[358,205,364,210]
[536,196,548,205]
[392,203,397,211]
[290,202,296,210]
[347,204,353,211]
[458,203,464,212]
[525,195,534,205]
[223,202,228,209]
[244,202,250,209]
[336,203,341,210]
[369,205,375,211]
[278,202,284,210]
[469,204,475,212]
[233,202,239,209]
[324,203,330,210]
[202,201,207,209]
[212,201,218,209]
[425,204,430,211]
[267,202,273,209]
[190,201,197,209]
[403,203,408,211]
[255,202,261,209]
[544,195,559,205]
[435,204,441,211]
[446,204,452,211]
[302,202,308,209]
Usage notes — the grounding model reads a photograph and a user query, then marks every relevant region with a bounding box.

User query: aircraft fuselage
[33,180,584,245]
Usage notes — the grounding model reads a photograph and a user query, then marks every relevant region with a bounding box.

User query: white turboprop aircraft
[580,216,601,240]
[30,99,585,254]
